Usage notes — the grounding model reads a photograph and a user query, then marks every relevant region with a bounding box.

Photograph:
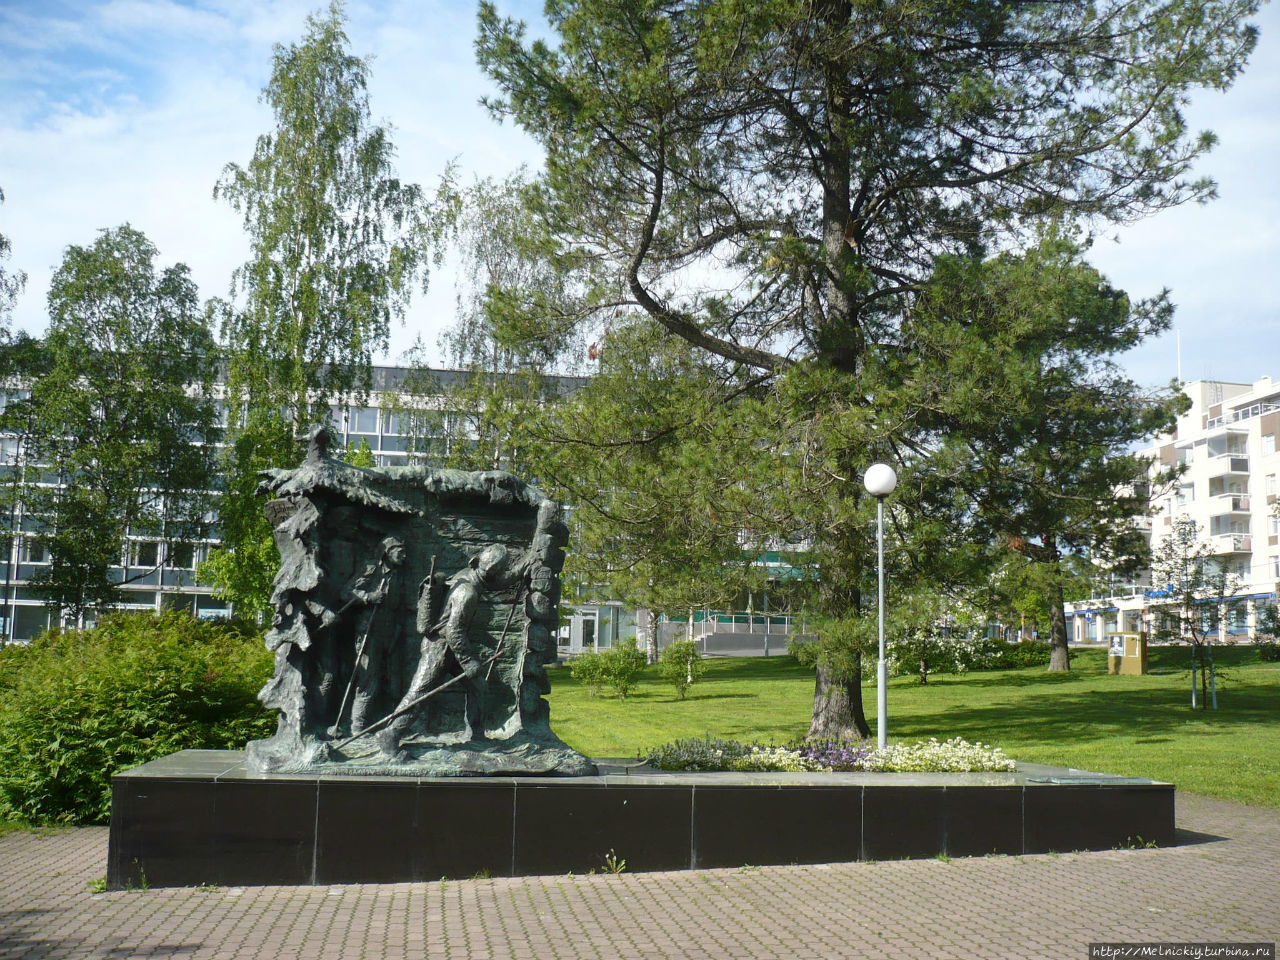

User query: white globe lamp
[863,462,897,498]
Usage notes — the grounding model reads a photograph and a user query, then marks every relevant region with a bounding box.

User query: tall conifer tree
[474,0,1258,731]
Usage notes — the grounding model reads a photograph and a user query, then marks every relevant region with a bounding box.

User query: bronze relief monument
[246,426,594,776]
[109,426,1176,888]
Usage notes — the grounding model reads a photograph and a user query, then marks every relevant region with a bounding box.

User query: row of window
[331,407,479,439]
[13,539,204,570]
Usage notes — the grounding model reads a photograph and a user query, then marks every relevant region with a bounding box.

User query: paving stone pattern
[1,793,1276,959]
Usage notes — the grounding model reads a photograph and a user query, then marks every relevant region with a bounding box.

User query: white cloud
[97,0,231,36]
[0,0,544,362]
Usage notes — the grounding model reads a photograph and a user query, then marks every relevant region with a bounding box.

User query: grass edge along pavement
[0,643,1275,833]
[2,792,1278,960]
[544,646,1280,807]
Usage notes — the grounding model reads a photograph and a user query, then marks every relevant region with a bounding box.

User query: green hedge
[0,612,274,825]
[985,638,1054,669]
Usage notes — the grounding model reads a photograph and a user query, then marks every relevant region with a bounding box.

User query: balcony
[1090,579,1150,601]
[1211,533,1252,554]
[1211,494,1251,513]
[1208,456,1250,477]
[1205,402,1280,430]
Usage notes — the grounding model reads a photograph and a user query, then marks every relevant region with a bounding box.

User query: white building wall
[1070,376,1280,641]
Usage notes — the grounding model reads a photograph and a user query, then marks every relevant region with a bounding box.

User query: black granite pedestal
[107,750,1175,889]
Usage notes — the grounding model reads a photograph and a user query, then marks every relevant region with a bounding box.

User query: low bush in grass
[985,638,1054,669]
[568,649,608,697]
[1257,639,1280,663]
[603,638,648,699]
[657,639,706,699]
[643,733,1015,773]
[0,612,274,825]
[570,639,648,700]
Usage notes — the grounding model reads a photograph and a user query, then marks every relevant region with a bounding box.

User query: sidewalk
[2,793,1276,959]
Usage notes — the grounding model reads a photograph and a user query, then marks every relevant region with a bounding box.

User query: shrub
[643,734,752,770]
[873,634,1053,680]
[1257,639,1280,663]
[985,638,1053,669]
[0,612,274,824]
[600,638,647,700]
[657,639,706,699]
[568,649,607,697]
[0,644,31,698]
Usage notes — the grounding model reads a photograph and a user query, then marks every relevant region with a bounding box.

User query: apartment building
[1067,376,1280,643]
[1,364,636,649]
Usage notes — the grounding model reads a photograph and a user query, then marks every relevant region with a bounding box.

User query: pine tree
[472,0,1258,730]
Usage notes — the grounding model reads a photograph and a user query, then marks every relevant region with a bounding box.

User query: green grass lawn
[545,646,1280,807]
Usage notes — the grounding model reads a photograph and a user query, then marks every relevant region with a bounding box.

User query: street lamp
[864,462,897,750]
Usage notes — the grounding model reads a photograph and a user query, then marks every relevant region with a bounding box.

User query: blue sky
[1,0,1277,387]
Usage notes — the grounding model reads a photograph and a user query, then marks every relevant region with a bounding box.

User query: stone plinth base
[107,750,1175,889]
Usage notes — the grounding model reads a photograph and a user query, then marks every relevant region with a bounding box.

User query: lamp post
[863,462,897,750]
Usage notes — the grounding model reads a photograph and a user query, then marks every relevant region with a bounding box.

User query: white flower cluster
[726,745,832,773]
[855,737,1016,773]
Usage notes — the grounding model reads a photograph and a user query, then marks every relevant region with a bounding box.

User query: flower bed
[643,734,1015,773]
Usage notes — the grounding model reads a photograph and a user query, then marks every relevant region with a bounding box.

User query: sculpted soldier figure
[378,545,521,756]
[340,536,407,736]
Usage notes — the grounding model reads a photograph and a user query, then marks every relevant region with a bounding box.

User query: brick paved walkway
[1,793,1276,959]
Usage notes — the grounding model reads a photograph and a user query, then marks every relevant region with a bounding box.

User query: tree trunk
[807,660,871,740]
[637,607,657,664]
[1045,565,1070,672]
[815,0,862,370]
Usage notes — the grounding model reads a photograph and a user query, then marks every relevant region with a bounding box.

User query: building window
[1265,434,1277,456]
[130,542,159,568]
[0,389,31,416]
[168,543,196,569]
[383,410,408,436]
[348,407,379,434]
[20,539,48,564]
